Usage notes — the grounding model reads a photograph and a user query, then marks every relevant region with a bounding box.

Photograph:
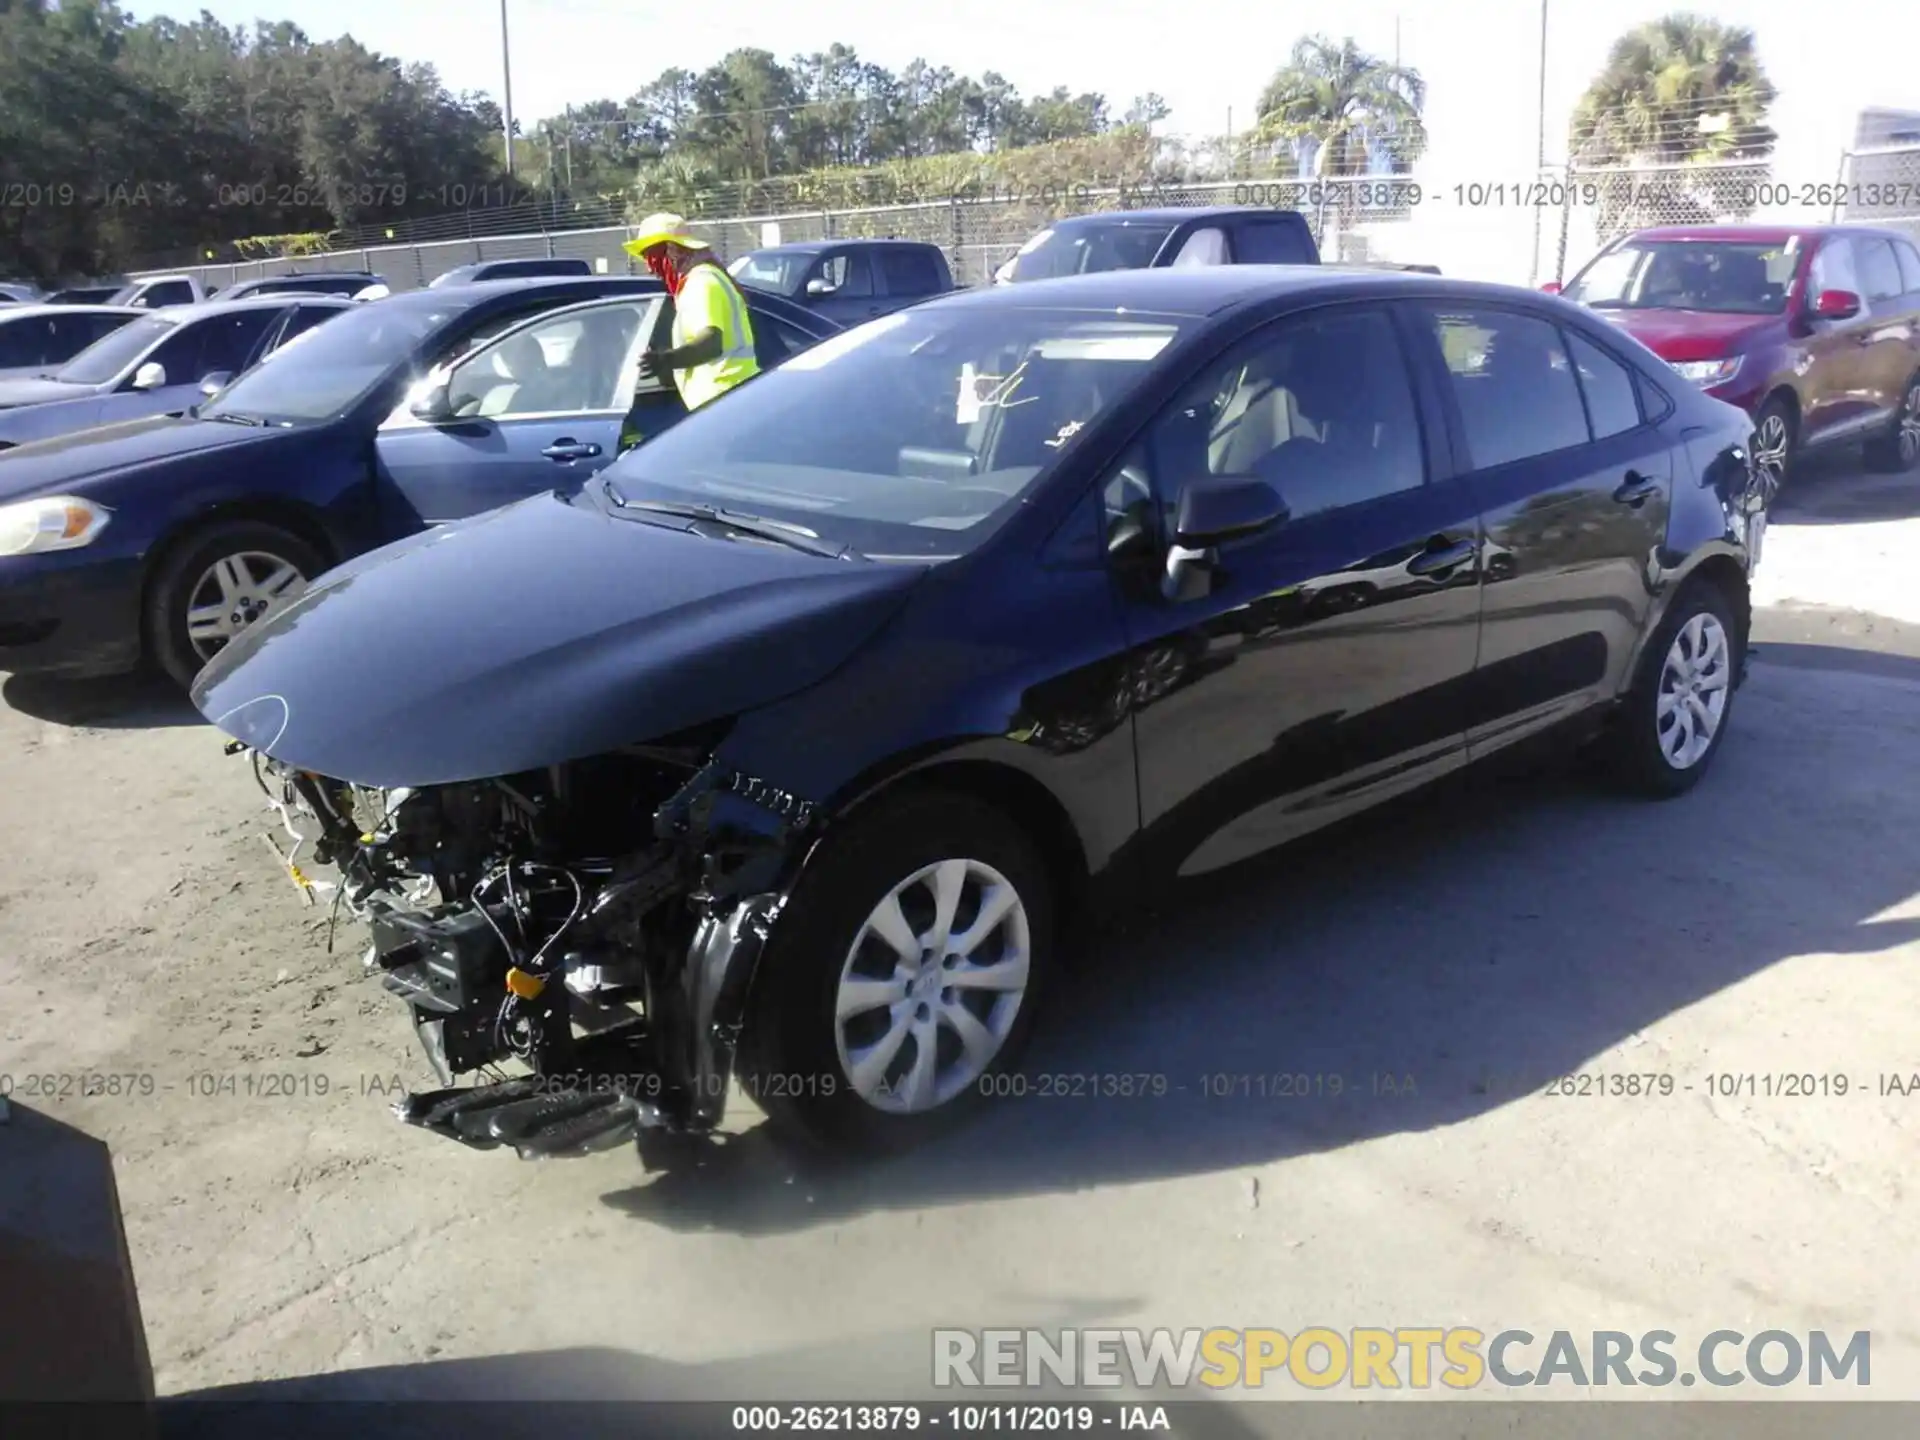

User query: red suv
[1550,224,1920,495]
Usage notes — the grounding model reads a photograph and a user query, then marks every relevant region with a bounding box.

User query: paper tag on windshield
[956,362,983,425]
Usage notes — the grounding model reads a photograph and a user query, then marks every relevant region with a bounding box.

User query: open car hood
[191,490,926,787]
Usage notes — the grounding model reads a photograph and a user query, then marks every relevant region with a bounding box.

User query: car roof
[154,294,358,317]
[750,238,932,254]
[232,272,381,284]
[443,259,590,273]
[918,265,1550,317]
[1048,206,1298,227]
[386,275,664,307]
[0,303,138,319]
[1629,223,1917,244]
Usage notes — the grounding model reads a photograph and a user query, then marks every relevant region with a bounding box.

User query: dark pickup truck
[728,238,955,323]
[995,206,1321,282]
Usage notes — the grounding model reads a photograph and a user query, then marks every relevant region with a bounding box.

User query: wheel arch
[136,500,339,659]
[1623,547,1752,695]
[813,756,1094,928]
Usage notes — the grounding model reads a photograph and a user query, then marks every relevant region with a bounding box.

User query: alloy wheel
[832,857,1032,1114]
[184,550,308,661]
[1656,612,1732,770]
[1751,412,1790,502]
[1900,383,1920,466]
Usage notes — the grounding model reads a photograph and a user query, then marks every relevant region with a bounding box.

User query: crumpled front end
[237,726,819,1164]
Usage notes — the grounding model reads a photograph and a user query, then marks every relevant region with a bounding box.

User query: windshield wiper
[202,411,262,426]
[605,486,861,560]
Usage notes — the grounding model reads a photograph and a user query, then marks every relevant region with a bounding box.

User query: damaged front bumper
[231,740,818,1163]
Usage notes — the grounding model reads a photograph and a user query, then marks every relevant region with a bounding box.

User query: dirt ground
[4,449,1920,1411]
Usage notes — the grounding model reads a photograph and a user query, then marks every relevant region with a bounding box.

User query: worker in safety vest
[618,213,758,450]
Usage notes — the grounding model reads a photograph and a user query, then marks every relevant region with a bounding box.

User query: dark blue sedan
[191,267,1767,1159]
[0,277,837,685]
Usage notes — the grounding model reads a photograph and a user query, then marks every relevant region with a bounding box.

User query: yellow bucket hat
[623,211,705,257]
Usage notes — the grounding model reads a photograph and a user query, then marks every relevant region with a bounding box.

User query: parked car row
[0,276,835,684]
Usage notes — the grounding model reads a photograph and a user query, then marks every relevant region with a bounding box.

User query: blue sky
[120,0,1914,183]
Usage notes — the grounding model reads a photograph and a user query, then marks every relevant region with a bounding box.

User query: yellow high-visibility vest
[671,263,760,410]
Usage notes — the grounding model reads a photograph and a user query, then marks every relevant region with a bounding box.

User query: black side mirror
[1173,474,1289,548]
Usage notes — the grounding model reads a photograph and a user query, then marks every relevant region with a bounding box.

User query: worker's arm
[644,326,722,372]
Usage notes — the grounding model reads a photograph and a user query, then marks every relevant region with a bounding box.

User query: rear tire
[1607,581,1741,799]
[1863,373,1920,474]
[738,789,1055,1155]
[1750,396,1795,502]
[145,521,322,689]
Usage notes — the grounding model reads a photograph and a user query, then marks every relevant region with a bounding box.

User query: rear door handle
[1613,472,1661,506]
[1405,537,1477,576]
[542,439,602,461]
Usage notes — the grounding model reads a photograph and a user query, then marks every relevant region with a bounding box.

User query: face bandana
[646,247,688,295]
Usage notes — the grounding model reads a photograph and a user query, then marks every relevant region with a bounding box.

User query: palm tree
[1253,36,1425,257]
[1254,36,1427,178]
[1570,14,1776,165]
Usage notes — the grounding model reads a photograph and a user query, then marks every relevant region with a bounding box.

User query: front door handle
[1613,472,1661,506]
[1405,536,1476,576]
[542,438,602,462]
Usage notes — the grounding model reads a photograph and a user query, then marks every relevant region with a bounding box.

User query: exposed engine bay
[236,725,820,1164]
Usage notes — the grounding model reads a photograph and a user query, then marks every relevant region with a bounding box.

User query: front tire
[739,789,1055,1154]
[145,521,322,689]
[1863,374,1920,474]
[1608,582,1741,798]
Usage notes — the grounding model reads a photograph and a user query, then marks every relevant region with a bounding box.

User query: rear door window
[1423,306,1592,468]
[0,321,42,366]
[1234,220,1315,264]
[51,312,135,352]
[877,247,944,296]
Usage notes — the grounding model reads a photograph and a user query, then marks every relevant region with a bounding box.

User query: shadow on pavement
[158,1322,1275,1439]
[1772,450,1920,527]
[2,670,200,729]
[596,711,1920,1237]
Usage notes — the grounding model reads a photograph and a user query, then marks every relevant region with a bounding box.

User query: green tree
[1570,13,1776,163]
[1254,35,1427,176]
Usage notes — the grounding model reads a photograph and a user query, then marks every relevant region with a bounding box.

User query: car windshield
[599,304,1195,559]
[1565,239,1799,315]
[1004,221,1178,281]
[728,251,812,295]
[54,313,175,383]
[200,299,462,425]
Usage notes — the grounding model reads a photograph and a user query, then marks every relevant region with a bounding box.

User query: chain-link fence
[1836,142,1920,243]
[131,149,1907,296]
[125,176,1425,293]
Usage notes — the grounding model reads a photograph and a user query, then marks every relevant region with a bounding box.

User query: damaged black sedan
[192,268,1763,1162]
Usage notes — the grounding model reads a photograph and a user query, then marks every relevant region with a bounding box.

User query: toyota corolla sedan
[188,267,1765,1167]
